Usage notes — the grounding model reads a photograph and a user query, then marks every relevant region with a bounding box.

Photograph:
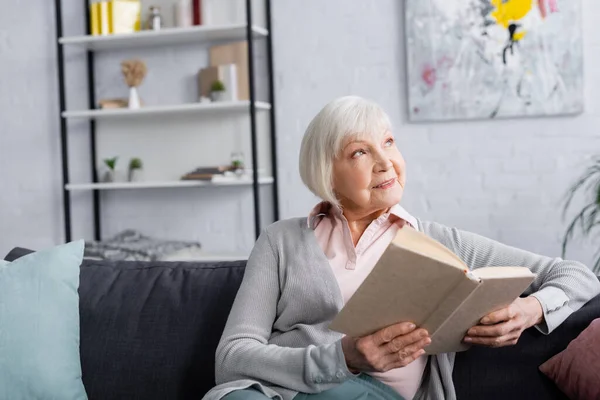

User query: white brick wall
[1,0,599,267]
[272,0,600,266]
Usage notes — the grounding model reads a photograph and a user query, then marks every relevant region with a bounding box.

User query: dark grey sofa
[5,247,600,400]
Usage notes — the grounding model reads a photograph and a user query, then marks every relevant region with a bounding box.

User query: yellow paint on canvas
[513,31,527,41]
[491,0,533,28]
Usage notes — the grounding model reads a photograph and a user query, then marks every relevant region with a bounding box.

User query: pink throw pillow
[539,318,600,400]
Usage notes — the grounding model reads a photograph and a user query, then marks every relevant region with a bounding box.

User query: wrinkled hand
[341,322,430,373]
[464,297,544,348]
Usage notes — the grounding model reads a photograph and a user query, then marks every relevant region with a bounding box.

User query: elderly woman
[203,96,600,400]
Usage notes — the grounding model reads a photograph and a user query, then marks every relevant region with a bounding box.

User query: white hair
[299,96,392,207]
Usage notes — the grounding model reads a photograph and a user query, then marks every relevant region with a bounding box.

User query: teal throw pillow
[0,240,87,400]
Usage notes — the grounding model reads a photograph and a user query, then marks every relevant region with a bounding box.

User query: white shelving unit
[63,101,271,120]
[66,177,274,191]
[59,24,268,51]
[54,0,279,256]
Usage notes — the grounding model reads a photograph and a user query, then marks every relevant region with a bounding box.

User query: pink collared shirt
[308,202,426,399]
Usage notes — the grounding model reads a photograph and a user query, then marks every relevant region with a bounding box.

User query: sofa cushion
[0,241,87,400]
[539,318,600,400]
[4,247,246,400]
[77,258,246,399]
[453,284,600,400]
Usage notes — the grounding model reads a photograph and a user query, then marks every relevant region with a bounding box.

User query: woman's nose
[374,152,393,172]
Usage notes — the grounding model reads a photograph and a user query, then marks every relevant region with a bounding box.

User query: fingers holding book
[463,297,544,348]
[341,322,431,373]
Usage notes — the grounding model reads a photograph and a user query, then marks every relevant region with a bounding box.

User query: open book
[329,226,536,354]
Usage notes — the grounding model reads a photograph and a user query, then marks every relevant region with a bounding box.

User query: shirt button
[315,376,323,383]
[336,371,345,379]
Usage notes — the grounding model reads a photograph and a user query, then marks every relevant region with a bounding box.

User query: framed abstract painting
[405,0,583,122]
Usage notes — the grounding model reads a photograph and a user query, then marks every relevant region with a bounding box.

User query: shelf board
[66,177,274,191]
[59,24,268,51]
[62,101,271,120]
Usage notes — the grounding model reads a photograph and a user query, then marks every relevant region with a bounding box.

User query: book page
[472,266,535,279]
[392,227,467,270]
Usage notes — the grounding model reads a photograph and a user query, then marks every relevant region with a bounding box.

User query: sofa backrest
[453,278,600,400]
[5,248,600,400]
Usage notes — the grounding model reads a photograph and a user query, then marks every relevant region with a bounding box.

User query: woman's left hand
[463,297,544,348]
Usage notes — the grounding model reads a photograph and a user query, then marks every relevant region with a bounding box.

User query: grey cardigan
[202,217,600,400]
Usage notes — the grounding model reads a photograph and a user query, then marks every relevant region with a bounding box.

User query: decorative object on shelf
[210,80,226,102]
[174,0,193,28]
[198,63,238,102]
[209,41,249,100]
[103,157,119,182]
[230,151,245,176]
[145,5,162,31]
[128,157,143,182]
[121,59,147,109]
[91,0,141,36]
[562,157,600,273]
[192,0,203,25]
[98,98,128,109]
[405,0,583,121]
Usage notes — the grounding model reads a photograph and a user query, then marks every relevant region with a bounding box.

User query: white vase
[128,169,143,182]
[129,87,141,109]
[103,170,115,183]
[211,91,226,102]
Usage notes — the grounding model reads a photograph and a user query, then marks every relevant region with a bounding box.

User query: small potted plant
[230,151,245,176]
[103,157,118,182]
[128,157,143,182]
[210,80,226,102]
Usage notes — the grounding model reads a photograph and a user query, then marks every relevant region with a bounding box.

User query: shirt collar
[307,201,418,230]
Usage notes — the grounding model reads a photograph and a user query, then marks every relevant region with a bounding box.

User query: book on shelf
[209,41,249,101]
[181,166,230,181]
[329,226,536,355]
[90,0,141,36]
[99,98,128,109]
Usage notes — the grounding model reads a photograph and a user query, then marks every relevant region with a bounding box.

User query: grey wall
[1,0,599,266]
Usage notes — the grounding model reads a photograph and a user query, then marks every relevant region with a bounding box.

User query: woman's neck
[343,207,389,246]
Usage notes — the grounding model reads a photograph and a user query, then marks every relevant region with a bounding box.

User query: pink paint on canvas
[539,0,558,18]
[421,64,437,88]
[538,0,547,18]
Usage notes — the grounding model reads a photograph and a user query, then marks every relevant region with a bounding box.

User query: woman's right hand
[341,322,431,373]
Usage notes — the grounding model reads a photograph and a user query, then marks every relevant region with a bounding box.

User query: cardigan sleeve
[214,228,354,393]
[420,221,600,334]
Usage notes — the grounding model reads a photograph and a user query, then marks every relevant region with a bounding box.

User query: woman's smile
[372,178,397,190]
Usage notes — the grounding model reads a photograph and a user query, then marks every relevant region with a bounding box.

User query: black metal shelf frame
[53,0,279,243]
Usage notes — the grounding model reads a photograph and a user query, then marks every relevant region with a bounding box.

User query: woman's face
[332,131,406,215]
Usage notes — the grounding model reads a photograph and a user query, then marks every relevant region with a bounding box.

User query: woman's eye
[385,138,394,146]
[352,149,366,158]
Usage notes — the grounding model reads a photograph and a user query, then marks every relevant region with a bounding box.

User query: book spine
[90,2,101,36]
[99,1,110,35]
[422,276,479,341]
[425,277,481,355]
